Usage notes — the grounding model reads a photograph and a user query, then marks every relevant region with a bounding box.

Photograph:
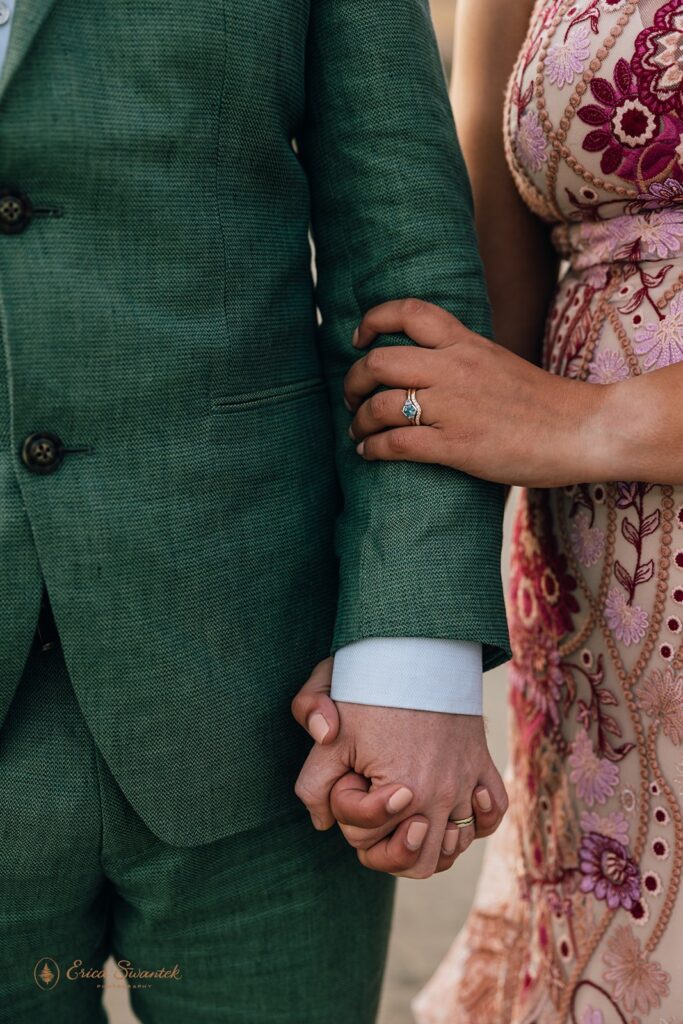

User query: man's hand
[292,659,507,879]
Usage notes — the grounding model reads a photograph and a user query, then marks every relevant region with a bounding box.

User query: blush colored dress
[414,2,683,1022]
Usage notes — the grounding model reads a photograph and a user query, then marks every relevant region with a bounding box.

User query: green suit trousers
[1,598,395,1024]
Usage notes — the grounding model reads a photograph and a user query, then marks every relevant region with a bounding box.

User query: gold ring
[448,814,475,828]
[401,388,422,426]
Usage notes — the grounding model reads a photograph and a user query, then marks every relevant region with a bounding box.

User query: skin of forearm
[452,0,551,365]
[585,365,683,486]
[471,155,558,366]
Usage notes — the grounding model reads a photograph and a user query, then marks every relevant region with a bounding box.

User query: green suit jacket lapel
[0,0,58,106]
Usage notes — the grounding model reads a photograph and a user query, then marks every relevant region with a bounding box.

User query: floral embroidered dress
[414,2,683,1022]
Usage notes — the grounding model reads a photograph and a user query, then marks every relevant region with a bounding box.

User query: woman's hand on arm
[345,299,683,490]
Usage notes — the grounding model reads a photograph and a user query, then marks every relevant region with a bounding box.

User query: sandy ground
[103,5,499,1021]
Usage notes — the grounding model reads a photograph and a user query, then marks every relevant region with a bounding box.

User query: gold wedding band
[448,814,475,828]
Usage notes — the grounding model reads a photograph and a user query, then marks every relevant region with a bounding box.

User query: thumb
[291,656,340,745]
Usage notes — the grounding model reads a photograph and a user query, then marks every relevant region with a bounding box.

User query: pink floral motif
[634,290,683,369]
[635,209,683,259]
[638,176,683,211]
[570,507,605,565]
[587,348,629,383]
[569,729,620,805]
[515,109,548,173]
[633,1,683,118]
[605,587,649,646]
[579,1009,603,1024]
[638,667,683,744]
[602,925,670,1013]
[580,808,630,845]
[546,24,591,88]
[579,831,641,909]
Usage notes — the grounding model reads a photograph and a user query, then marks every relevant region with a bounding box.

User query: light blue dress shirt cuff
[331,638,483,715]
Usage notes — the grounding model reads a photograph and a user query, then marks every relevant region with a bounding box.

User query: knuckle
[369,392,388,419]
[365,348,385,375]
[388,430,410,454]
[402,297,425,319]
[294,779,318,809]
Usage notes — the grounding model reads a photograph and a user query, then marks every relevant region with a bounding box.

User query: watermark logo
[34,958,60,990]
[32,957,181,992]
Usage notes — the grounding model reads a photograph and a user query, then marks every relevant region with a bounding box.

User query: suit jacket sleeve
[299,0,511,670]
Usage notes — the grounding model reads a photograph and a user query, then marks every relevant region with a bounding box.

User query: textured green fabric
[0,638,395,1024]
[0,0,510,846]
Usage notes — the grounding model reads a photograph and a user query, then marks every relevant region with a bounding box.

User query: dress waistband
[552,209,683,270]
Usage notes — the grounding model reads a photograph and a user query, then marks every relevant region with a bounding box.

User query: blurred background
[106,3,513,1022]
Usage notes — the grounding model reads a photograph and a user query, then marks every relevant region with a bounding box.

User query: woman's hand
[345,299,611,488]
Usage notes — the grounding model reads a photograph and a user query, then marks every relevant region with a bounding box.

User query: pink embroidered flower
[571,214,640,268]
[547,25,591,88]
[569,730,620,806]
[633,1,683,117]
[570,508,605,566]
[587,349,629,384]
[579,832,641,909]
[634,290,683,369]
[580,809,630,845]
[638,667,683,744]
[636,209,683,258]
[602,925,670,1014]
[579,1009,603,1024]
[605,587,649,645]
[509,632,565,727]
[516,109,548,173]
[638,176,683,210]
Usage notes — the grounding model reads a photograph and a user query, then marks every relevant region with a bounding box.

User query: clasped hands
[292,297,584,877]
[292,659,507,879]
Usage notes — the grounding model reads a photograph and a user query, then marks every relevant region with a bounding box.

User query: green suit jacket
[0,0,510,845]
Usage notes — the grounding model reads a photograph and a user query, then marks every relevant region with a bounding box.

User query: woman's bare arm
[452,0,558,363]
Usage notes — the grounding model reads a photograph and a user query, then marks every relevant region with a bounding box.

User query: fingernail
[352,328,360,347]
[343,397,352,412]
[348,424,356,441]
[442,828,459,856]
[311,814,324,831]
[406,821,428,851]
[387,786,413,814]
[356,441,366,457]
[475,788,492,813]
[307,712,329,744]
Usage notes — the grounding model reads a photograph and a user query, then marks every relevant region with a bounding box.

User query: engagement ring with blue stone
[402,388,422,426]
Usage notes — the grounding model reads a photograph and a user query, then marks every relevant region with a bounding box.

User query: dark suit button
[21,433,65,474]
[0,187,33,234]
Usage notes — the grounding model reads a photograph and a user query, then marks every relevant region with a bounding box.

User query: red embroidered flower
[633,0,683,117]
[578,57,683,184]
